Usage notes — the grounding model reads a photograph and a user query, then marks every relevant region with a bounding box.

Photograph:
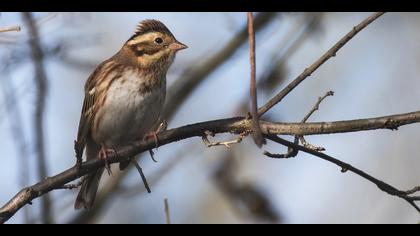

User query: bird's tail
[74,137,103,210]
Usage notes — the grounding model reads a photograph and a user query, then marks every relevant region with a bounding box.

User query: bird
[73,19,187,210]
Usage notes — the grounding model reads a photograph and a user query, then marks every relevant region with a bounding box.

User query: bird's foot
[143,120,167,148]
[142,120,167,163]
[99,147,117,176]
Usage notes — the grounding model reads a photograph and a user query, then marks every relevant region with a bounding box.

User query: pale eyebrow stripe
[127,32,158,45]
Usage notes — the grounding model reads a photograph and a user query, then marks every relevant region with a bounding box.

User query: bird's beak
[169,41,188,51]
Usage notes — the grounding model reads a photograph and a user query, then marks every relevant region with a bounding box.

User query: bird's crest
[134,19,173,37]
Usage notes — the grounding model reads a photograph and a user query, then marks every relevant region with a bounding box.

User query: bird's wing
[74,60,111,160]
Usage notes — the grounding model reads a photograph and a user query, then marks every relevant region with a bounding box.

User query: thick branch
[261,110,420,136]
[1,109,420,223]
[258,12,385,117]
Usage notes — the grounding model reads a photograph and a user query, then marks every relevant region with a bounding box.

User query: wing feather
[74,60,113,160]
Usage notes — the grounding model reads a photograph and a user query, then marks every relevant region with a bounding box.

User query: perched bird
[74,19,187,210]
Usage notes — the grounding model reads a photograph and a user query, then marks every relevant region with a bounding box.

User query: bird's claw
[99,147,117,176]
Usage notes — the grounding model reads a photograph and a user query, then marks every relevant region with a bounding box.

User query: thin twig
[298,90,334,151]
[258,12,385,117]
[247,12,265,148]
[263,136,299,159]
[405,186,420,195]
[164,198,171,224]
[21,12,52,224]
[132,159,151,193]
[265,90,333,157]
[238,14,324,160]
[264,134,420,212]
[121,142,198,197]
[202,130,246,148]
[0,25,21,33]
[301,91,334,123]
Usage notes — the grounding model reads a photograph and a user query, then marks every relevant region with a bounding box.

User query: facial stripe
[127,32,160,46]
[130,42,162,57]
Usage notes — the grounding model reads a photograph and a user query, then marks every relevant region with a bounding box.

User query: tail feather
[74,136,103,210]
[74,170,103,210]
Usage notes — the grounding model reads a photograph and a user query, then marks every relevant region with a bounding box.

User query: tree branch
[1,109,420,223]
[263,134,420,212]
[258,12,385,117]
[0,25,21,33]
[21,12,52,224]
[247,12,265,148]
[297,90,334,151]
[260,110,420,136]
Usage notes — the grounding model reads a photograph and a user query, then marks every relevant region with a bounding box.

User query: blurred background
[0,12,419,224]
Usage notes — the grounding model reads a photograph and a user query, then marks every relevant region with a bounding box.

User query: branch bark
[1,110,420,223]
[247,12,265,148]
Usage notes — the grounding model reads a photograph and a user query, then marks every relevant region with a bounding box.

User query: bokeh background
[0,12,420,224]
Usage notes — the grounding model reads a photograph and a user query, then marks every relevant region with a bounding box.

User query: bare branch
[247,12,265,148]
[263,136,299,159]
[298,90,334,151]
[264,134,420,212]
[2,109,420,223]
[301,91,334,123]
[121,143,197,197]
[258,12,385,117]
[132,159,151,194]
[21,12,52,224]
[260,110,420,136]
[202,130,246,148]
[0,25,21,33]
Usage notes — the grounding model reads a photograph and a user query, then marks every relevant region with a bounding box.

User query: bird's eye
[154,37,163,44]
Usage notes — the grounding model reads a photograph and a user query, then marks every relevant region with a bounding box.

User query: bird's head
[123,19,187,70]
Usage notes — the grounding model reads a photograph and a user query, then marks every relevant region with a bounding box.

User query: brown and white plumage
[74,19,187,210]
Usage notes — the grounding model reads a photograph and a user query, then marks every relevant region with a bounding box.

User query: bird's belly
[93,80,164,148]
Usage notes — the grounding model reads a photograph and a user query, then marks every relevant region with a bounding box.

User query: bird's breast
[93,70,166,148]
